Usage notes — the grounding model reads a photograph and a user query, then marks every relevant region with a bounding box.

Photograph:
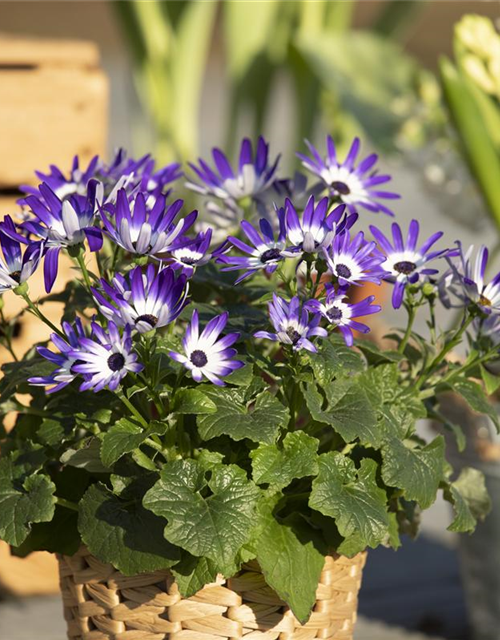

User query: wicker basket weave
[57,547,366,640]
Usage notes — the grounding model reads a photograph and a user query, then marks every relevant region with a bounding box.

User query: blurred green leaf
[440,56,500,232]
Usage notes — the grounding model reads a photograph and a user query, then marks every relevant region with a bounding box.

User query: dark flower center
[135,314,158,328]
[331,181,351,195]
[107,353,125,372]
[181,256,197,265]
[10,270,21,283]
[480,294,492,307]
[286,327,302,345]
[336,264,352,279]
[327,307,343,323]
[393,261,416,275]
[260,248,282,263]
[190,349,208,367]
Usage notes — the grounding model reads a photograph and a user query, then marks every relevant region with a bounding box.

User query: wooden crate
[0,36,108,597]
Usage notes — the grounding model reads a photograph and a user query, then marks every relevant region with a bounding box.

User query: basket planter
[57,547,366,640]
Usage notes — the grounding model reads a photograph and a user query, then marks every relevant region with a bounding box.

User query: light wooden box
[0,36,108,597]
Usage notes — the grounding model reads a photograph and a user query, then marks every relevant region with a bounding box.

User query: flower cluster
[0,136,497,620]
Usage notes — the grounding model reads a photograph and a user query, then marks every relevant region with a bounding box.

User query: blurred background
[2,1,500,640]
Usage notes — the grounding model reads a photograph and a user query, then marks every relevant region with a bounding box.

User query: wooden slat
[0,34,100,68]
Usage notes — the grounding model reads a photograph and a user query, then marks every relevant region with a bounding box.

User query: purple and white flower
[284,196,348,255]
[306,285,381,347]
[169,310,243,386]
[101,189,197,257]
[167,230,213,277]
[186,136,279,205]
[323,230,384,288]
[440,243,500,315]
[92,264,189,334]
[255,294,327,353]
[218,209,287,283]
[29,318,87,393]
[370,220,445,309]
[0,216,43,293]
[9,183,102,292]
[297,136,400,216]
[69,321,143,392]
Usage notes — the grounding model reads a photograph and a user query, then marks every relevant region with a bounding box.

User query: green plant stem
[416,315,474,390]
[56,497,79,512]
[117,391,149,428]
[398,303,417,354]
[0,308,18,361]
[20,293,64,338]
[76,252,94,292]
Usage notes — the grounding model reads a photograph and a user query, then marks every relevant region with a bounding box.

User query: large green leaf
[143,460,260,575]
[171,388,217,415]
[78,481,179,575]
[251,431,319,490]
[309,453,389,549]
[0,452,56,546]
[171,553,218,598]
[381,436,445,509]
[445,467,491,533]
[308,337,365,386]
[445,378,499,430]
[255,508,326,625]
[100,418,167,468]
[197,388,288,444]
[303,379,379,446]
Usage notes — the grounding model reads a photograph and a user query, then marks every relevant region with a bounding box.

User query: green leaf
[171,553,218,597]
[38,417,76,447]
[171,388,217,415]
[12,506,80,557]
[251,431,319,490]
[255,508,326,625]
[78,481,180,575]
[0,453,56,546]
[481,365,500,396]
[224,1,280,80]
[0,355,54,402]
[308,337,365,385]
[445,467,491,533]
[310,453,389,548]
[381,436,445,509]
[356,341,404,365]
[197,388,288,444]
[440,56,500,231]
[303,379,380,446]
[60,437,110,473]
[446,378,499,429]
[143,460,260,575]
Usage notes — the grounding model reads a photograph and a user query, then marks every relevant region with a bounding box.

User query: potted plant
[0,136,495,639]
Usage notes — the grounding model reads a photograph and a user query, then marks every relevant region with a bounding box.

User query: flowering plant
[0,138,495,622]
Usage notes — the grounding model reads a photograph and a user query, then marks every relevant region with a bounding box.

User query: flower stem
[398,303,417,354]
[117,390,149,428]
[56,497,79,512]
[19,292,64,338]
[76,252,94,292]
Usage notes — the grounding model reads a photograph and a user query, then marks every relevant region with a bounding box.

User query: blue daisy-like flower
[167,230,213,277]
[440,242,500,315]
[92,264,189,334]
[323,229,384,288]
[297,136,400,216]
[29,318,88,393]
[284,195,349,255]
[306,284,381,347]
[69,321,143,393]
[169,310,243,386]
[255,294,327,353]
[370,220,445,309]
[17,181,103,292]
[218,208,287,283]
[186,136,279,204]
[0,216,43,293]
[101,189,197,258]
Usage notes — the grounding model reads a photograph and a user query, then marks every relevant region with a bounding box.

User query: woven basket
[57,547,366,640]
